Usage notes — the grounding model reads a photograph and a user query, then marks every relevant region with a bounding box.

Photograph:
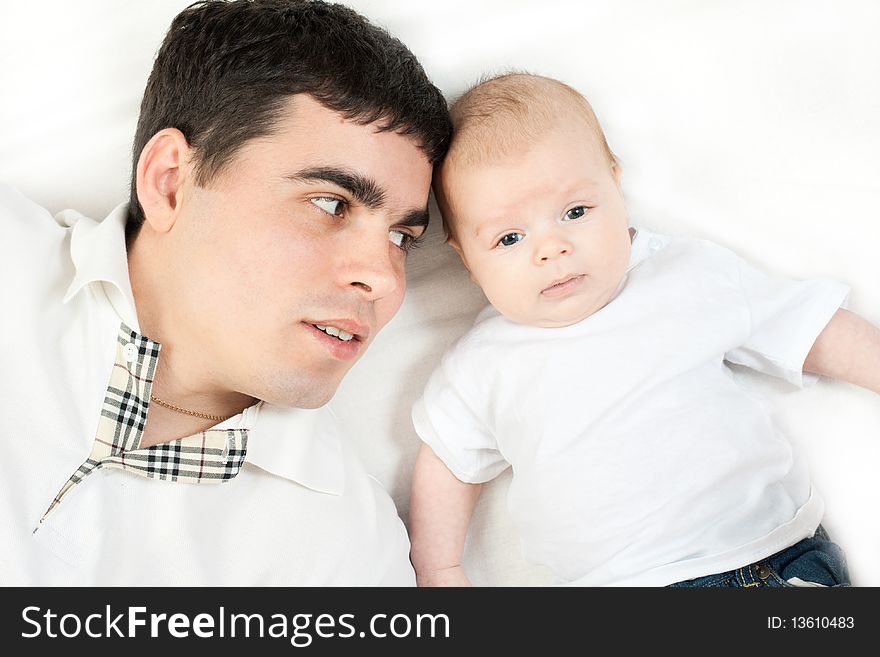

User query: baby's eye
[563,206,588,221]
[497,232,524,248]
[311,197,345,216]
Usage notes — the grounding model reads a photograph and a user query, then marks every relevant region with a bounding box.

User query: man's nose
[534,230,574,264]
[338,231,400,301]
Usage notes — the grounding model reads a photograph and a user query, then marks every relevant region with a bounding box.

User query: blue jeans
[668,525,850,587]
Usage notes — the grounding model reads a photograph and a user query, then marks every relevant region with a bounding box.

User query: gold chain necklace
[149,394,232,422]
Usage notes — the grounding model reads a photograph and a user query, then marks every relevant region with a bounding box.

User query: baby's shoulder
[438,307,516,371]
[442,318,493,365]
[641,228,742,274]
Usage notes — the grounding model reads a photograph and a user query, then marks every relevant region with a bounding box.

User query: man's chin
[255,380,340,410]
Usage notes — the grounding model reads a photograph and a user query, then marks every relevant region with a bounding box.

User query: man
[0,0,450,585]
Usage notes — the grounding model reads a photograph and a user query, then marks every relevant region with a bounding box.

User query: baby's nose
[536,234,573,263]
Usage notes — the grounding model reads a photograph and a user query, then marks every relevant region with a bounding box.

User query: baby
[409,73,880,587]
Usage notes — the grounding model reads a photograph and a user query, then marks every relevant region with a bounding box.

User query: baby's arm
[409,443,483,586]
[804,308,880,394]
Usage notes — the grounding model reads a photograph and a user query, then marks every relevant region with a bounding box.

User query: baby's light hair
[435,72,617,241]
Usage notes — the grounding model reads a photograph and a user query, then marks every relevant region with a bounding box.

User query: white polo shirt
[0,183,415,586]
[413,227,849,586]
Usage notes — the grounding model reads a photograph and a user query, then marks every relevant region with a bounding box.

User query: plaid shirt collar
[51,203,345,506]
[42,323,249,521]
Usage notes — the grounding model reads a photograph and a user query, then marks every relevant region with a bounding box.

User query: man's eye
[564,206,588,221]
[390,229,423,252]
[311,197,345,215]
[497,232,524,248]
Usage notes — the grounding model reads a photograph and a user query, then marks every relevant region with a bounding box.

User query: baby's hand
[416,565,472,587]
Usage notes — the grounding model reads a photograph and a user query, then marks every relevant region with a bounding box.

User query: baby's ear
[446,237,476,280]
[611,159,623,187]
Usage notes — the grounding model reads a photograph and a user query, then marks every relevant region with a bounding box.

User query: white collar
[60,202,140,331]
[58,203,345,496]
[627,226,667,272]
[596,226,669,307]
[244,402,345,496]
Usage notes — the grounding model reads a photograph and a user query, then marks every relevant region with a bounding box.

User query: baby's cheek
[591,246,625,278]
[487,287,522,318]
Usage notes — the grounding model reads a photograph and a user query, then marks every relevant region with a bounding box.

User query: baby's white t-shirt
[412,228,849,586]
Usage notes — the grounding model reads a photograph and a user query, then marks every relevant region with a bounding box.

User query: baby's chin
[499,287,623,328]
[520,312,596,329]
[500,304,600,329]
[533,316,591,328]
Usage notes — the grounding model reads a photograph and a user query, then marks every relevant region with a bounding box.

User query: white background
[1,0,878,585]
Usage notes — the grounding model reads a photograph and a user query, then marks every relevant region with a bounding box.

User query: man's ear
[135,128,193,234]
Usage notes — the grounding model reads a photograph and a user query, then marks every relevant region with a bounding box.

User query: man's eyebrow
[399,208,430,231]
[286,166,387,209]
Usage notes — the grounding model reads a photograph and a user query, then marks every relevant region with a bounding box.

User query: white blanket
[1,0,877,585]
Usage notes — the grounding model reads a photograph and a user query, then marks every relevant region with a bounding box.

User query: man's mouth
[304,319,370,343]
[312,323,357,342]
[302,319,370,361]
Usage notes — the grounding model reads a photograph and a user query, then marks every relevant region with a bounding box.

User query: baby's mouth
[541,274,585,295]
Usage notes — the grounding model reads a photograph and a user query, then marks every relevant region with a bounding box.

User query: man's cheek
[375,289,406,331]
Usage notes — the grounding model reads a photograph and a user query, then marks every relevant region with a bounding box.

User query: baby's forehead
[442,122,606,178]
[435,74,616,240]
[438,120,609,204]
[438,145,606,241]
[444,73,612,169]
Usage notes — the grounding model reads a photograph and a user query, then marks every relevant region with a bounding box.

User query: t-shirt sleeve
[724,253,849,388]
[411,352,508,484]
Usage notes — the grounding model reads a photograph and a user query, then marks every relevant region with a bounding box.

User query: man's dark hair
[127,0,451,243]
